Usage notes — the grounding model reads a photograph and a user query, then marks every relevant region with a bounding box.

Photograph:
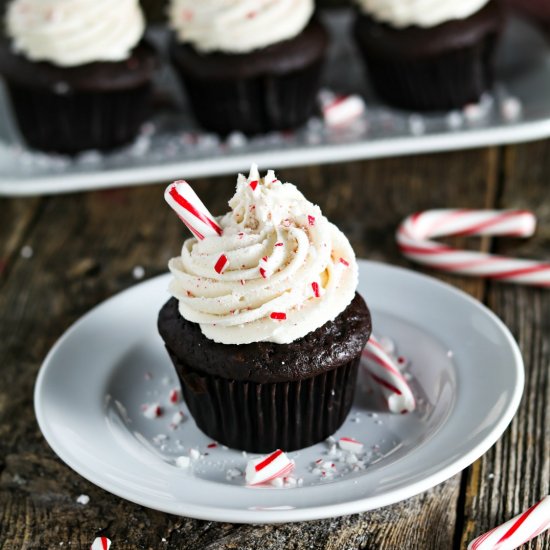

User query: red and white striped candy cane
[468,495,550,550]
[245,449,294,486]
[397,209,550,287]
[361,336,416,414]
[90,537,111,550]
[165,180,223,240]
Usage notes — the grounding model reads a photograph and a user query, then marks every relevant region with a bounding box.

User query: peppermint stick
[468,495,550,550]
[165,180,222,240]
[361,336,416,414]
[397,209,550,287]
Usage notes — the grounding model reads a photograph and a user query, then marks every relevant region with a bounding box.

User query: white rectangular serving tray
[0,11,549,196]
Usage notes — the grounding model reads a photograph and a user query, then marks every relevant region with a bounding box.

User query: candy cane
[397,209,550,287]
[165,180,222,240]
[339,437,364,454]
[245,450,294,486]
[468,495,550,550]
[90,537,111,550]
[361,336,416,414]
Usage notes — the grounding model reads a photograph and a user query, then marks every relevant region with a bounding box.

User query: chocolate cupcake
[158,166,371,452]
[353,0,505,111]
[167,0,329,135]
[0,0,157,154]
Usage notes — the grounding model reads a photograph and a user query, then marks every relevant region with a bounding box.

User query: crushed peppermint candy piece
[169,388,180,404]
[76,494,90,505]
[207,442,217,449]
[249,180,259,191]
[339,258,350,267]
[142,403,162,419]
[175,456,190,469]
[319,90,366,127]
[259,255,271,279]
[90,537,111,550]
[311,281,320,298]
[270,312,287,321]
[308,215,316,226]
[274,242,284,247]
[170,411,185,428]
[214,254,229,274]
[189,448,201,461]
[284,476,297,487]
[226,468,242,480]
[245,449,295,486]
[501,96,522,121]
[270,477,284,487]
[339,437,364,454]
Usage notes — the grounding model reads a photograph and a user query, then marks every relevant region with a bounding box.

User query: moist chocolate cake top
[170,19,329,79]
[0,41,157,91]
[158,292,371,383]
[354,1,504,58]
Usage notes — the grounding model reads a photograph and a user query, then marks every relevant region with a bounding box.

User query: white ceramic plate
[2,13,550,196]
[34,260,524,523]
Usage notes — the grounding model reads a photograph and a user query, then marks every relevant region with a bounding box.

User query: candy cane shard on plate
[467,495,550,550]
[338,437,364,454]
[361,336,416,414]
[397,209,550,287]
[90,537,111,550]
[245,449,295,486]
[319,89,366,127]
[164,180,223,240]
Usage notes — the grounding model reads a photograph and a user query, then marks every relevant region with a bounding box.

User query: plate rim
[34,260,525,523]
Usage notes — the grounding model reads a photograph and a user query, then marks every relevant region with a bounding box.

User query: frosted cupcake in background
[158,166,372,452]
[167,0,329,135]
[353,0,505,111]
[0,0,157,154]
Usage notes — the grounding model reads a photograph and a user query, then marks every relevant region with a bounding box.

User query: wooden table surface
[1,140,549,550]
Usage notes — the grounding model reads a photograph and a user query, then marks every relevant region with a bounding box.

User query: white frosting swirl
[356,0,490,28]
[5,0,145,67]
[168,0,314,53]
[168,166,358,345]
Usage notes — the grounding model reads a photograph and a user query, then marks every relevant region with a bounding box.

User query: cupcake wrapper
[167,346,360,453]
[355,31,500,111]
[173,60,324,135]
[5,82,152,155]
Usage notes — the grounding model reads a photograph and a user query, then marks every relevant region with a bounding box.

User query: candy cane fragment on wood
[467,495,550,550]
[90,537,111,550]
[397,209,550,287]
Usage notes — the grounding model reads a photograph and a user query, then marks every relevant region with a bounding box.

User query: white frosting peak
[168,166,358,345]
[168,0,314,53]
[6,0,145,67]
[356,0,489,28]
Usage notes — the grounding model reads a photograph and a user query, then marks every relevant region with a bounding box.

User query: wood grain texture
[0,143,544,550]
[460,140,550,550]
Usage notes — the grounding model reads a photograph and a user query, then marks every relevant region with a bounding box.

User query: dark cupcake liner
[4,81,153,155]
[167,346,360,453]
[172,59,324,135]
[354,27,500,111]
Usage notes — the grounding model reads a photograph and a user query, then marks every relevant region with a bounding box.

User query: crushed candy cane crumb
[270,312,286,321]
[76,494,90,505]
[142,403,162,419]
[339,437,364,454]
[169,389,180,404]
[214,254,229,274]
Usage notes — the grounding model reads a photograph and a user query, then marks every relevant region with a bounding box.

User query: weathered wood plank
[0,197,42,286]
[1,147,499,549]
[459,140,550,549]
